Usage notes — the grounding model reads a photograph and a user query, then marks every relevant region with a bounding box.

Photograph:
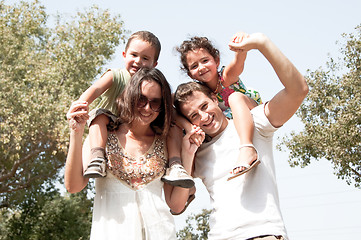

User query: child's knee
[90,114,110,127]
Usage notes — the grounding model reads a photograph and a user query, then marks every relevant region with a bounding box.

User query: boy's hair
[117,67,172,138]
[173,81,214,118]
[175,36,220,74]
[125,31,161,62]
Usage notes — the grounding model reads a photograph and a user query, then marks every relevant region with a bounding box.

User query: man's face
[180,91,227,138]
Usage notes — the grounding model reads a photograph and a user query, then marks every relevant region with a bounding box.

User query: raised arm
[229,33,309,127]
[64,100,91,193]
[222,32,249,86]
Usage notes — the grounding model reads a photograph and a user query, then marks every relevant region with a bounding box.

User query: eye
[190,113,199,120]
[202,59,208,64]
[201,103,208,110]
[190,64,198,70]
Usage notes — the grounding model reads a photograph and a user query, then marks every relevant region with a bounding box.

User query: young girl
[176,32,262,180]
[76,31,194,188]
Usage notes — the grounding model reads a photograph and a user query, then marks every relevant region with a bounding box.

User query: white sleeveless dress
[90,133,176,240]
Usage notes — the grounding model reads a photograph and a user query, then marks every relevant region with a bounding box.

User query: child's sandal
[83,157,107,178]
[227,144,260,181]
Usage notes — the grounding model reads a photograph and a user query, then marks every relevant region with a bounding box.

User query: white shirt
[194,104,288,240]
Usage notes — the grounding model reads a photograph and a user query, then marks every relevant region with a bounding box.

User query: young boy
[76,31,194,188]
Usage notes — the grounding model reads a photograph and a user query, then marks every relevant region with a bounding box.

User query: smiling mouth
[202,114,214,128]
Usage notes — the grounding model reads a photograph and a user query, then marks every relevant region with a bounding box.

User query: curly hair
[175,36,220,74]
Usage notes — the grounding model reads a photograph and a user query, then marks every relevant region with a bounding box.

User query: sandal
[83,157,107,178]
[170,194,195,215]
[227,144,260,181]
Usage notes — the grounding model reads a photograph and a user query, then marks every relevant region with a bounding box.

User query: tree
[0,189,92,240]
[0,0,127,208]
[177,209,211,240]
[278,25,361,187]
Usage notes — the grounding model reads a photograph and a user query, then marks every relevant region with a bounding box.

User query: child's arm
[173,111,204,146]
[78,70,114,105]
[222,32,249,87]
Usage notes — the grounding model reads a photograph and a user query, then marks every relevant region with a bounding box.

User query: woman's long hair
[117,67,173,138]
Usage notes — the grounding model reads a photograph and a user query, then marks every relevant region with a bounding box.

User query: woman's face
[135,80,162,126]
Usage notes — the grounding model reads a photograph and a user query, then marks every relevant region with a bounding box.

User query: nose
[198,64,205,73]
[199,111,208,121]
[135,56,141,64]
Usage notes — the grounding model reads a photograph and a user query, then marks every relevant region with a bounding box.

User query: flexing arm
[222,32,249,86]
[229,33,308,127]
[78,70,114,104]
[64,101,90,193]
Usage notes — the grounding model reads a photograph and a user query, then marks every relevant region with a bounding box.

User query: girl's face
[135,80,162,126]
[123,39,158,76]
[186,48,220,84]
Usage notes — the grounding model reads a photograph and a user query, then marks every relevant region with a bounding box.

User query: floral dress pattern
[106,133,167,190]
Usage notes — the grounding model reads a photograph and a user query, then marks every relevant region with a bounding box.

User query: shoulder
[251,103,279,136]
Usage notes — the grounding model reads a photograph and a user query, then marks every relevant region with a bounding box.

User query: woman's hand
[66,100,89,132]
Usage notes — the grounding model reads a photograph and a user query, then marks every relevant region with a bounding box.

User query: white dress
[90,133,176,240]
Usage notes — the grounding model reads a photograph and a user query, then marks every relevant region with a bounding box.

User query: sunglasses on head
[137,95,163,112]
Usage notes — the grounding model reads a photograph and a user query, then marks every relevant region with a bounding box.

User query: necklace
[213,74,222,93]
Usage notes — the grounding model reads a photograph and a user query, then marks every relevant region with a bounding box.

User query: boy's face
[123,39,158,76]
[180,91,227,138]
[186,48,219,84]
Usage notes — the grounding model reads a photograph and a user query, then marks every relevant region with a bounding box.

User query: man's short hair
[173,82,214,118]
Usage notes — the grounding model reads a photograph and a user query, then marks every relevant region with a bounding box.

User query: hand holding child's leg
[162,124,195,188]
[83,113,110,178]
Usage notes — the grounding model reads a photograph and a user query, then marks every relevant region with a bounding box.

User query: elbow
[300,79,309,99]
[169,204,185,215]
[64,178,83,194]
[294,76,309,100]
[66,186,80,194]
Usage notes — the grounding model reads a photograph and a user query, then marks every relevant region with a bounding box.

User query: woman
[65,68,198,240]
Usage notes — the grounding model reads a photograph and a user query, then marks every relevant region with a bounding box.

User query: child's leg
[227,92,259,180]
[162,124,195,188]
[83,114,109,178]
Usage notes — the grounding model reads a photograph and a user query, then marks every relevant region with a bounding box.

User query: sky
[6,0,361,239]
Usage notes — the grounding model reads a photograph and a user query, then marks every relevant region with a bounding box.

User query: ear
[215,56,220,68]
[187,71,192,79]
[211,93,218,103]
[122,51,126,58]
[153,61,158,68]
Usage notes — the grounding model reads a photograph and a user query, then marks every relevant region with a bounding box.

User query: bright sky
[7,0,361,239]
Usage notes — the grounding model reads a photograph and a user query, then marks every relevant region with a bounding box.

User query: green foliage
[0,189,92,240]
[0,0,127,208]
[177,209,211,240]
[278,24,361,187]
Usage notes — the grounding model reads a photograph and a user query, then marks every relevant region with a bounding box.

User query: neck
[206,75,221,93]
[121,123,154,140]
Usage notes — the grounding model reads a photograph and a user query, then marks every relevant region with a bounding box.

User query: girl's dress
[216,66,262,119]
[90,133,176,240]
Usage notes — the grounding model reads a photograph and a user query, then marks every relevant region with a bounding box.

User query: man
[173,33,309,240]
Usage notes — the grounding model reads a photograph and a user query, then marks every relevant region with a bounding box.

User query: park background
[4,0,361,239]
